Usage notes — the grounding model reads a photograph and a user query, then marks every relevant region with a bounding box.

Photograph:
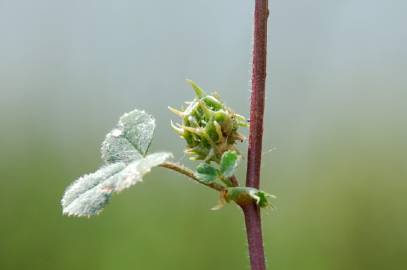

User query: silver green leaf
[111,152,173,192]
[61,152,173,217]
[101,109,155,163]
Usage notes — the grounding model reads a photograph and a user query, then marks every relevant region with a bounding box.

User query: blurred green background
[1,1,406,269]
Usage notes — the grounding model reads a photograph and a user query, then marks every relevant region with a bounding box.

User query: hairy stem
[160,162,225,192]
[242,204,266,270]
[243,0,269,270]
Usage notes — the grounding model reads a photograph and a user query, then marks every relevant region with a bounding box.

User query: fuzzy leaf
[220,150,240,178]
[112,152,172,192]
[61,152,172,217]
[195,163,218,183]
[61,163,126,215]
[101,109,155,163]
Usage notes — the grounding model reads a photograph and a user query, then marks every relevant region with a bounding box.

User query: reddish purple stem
[242,204,266,270]
[243,0,269,270]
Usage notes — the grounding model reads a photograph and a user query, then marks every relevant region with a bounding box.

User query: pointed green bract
[101,109,155,163]
[220,150,240,178]
[186,79,206,98]
[61,152,172,217]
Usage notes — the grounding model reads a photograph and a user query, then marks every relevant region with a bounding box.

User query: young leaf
[195,163,218,183]
[61,152,172,217]
[101,109,155,163]
[224,187,275,208]
[220,150,240,178]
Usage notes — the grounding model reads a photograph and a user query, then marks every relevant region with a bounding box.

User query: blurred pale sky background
[0,1,406,270]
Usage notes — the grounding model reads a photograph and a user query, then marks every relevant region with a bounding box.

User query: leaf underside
[61,109,173,217]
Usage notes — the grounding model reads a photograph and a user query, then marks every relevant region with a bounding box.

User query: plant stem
[160,162,225,192]
[242,204,266,270]
[243,0,269,270]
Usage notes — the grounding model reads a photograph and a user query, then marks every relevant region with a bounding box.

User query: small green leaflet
[61,109,173,217]
[195,163,218,183]
[220,150,240,178]
[194,151,241,187]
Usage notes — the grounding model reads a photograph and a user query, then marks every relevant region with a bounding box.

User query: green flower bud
[170,80,247,163]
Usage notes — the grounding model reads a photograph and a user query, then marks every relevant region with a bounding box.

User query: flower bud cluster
[170,81,247,163]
